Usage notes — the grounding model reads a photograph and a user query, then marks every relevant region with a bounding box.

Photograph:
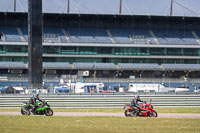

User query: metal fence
[1,74,200,83]
[0,94,200,108]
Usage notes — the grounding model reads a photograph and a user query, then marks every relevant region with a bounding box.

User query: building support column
[28,0,43,88]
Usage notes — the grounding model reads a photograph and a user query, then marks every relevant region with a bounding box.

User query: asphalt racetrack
[0,112,200,119]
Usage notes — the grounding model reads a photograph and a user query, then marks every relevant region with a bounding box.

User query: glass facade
[44,46,200,56]
[1,45,200,56]
[0,45,200,64]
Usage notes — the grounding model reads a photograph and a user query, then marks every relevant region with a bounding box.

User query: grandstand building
[0,2,200,86]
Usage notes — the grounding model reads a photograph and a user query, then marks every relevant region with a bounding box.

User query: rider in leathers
[29,93,43,113]
[131,95,144,116]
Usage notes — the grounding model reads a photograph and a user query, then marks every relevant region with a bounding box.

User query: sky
[0,0,199,17]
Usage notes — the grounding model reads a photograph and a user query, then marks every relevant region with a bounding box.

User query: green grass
[0,115,200,133]
[1,107,200,113]
[155,107,200,113]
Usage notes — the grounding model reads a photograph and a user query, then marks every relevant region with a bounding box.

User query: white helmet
[135,95,141,100]
[33,93,39,99]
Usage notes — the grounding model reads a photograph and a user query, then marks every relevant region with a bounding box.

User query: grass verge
[0,115,200,133]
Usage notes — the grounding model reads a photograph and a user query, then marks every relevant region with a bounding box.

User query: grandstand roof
[0,62,200,71]
[43,62,72,69]
[73,63,95,70]
[73,63,117,70]
[118,63,162,71]
[94,63,116,70]
[161,64,200,71]
[118,63,162,70]
[0,62,26,69]
[0,0,200,17]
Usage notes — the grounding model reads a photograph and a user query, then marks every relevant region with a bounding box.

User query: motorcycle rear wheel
[45,108,53,116]
[124,109,136,117]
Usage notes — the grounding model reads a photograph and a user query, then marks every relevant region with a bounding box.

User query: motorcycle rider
[131,95,144,116]
[29,93,43,113]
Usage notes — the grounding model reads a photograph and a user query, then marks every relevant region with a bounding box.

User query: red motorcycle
[124,99,158,117]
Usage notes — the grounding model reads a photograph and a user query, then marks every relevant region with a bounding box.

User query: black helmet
[135,95,140,100]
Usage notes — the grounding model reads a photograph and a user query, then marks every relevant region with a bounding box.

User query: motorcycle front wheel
[45,108,53,116]
[150,111,158,117]
[21,107,30,115]
[124,109,136,117]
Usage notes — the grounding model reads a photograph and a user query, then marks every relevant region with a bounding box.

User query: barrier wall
[0,94,200,108]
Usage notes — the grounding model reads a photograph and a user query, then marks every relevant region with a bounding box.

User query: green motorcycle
[21,100,53,116]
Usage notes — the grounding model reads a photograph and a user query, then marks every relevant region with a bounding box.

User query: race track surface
[0,112,200,119]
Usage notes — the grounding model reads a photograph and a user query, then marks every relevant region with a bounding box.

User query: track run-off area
[0,112,200,119]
